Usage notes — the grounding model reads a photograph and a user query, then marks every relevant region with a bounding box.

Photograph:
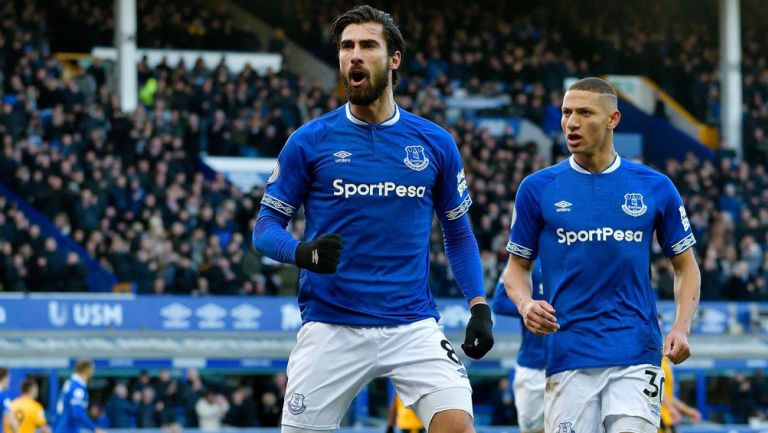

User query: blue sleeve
[492,278,519,317]
[252,207,300,264]
[655,176,696,257]
[434,133,472,224]
[260,129,312,219]
[72,404,97,430]
[507,176,543,260]
[441,214,484,301]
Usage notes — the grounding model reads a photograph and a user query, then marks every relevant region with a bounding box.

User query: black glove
[461,303,494,359]
[386,426,395,433]
[294,233,343,273]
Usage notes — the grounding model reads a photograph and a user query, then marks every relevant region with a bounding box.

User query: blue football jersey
[0,390,10,415]
[492,260,547,369]
[261,103,472,326]
[54,375,96,433]
[507,156,695,376]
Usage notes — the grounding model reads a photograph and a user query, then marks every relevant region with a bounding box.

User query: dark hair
[330,5,406,85]
[21,378,37,394]
[0,367,7,381]
[568,77,617,97]
[75,359,94,374]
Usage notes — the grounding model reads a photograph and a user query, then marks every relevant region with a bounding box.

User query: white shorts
[545,364,662,433]
[513,365,545,433]
[281,319,473,430]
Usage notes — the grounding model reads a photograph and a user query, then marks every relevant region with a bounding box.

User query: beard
[343,69,389,105]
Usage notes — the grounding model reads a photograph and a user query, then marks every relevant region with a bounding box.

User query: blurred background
[0,0,767,432]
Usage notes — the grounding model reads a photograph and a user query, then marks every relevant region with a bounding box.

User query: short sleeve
[36,407,47,426]
[261,131,312,218]
[434,135,472,223]
[656,177,696,257]
[507,176,543,260]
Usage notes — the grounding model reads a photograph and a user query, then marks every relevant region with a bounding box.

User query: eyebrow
[561,106,595,111]
[340,38,381,46]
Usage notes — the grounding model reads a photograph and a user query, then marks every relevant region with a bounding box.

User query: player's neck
[573,147,618,173]
[349,91,396,125]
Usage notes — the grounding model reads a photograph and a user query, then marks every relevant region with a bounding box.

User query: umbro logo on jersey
[333,151,352,163]
[555,200,572,212]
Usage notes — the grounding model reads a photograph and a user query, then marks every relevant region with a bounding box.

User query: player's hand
[519,298,559,335]
[461,303,494,359]
[94,428,108,433]
[664,326,691,364]
[294,233,343,273]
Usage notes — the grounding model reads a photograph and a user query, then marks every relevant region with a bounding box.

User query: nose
[350,47,363,65]
[566,114,579,131]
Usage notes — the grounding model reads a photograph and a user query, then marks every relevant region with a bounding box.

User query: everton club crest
[404,145,429,171]
[621,193,647,217]
[287,393,306,415]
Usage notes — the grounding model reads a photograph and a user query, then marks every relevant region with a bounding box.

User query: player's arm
[656,177,700,365]
[68,390,98,432]
[665,248,700,364]
[385,398,397,433]
[671,395,702,421]
[440,214,493,359]
[491,278,519,317]
[433,134,492,359]
[502,255,558,335]
[251,131,342,274]
[3,410,18,433]
[35,406,52,433]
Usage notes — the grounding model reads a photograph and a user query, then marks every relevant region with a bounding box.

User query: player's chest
[311,131,438,188]
[541,178,658,230]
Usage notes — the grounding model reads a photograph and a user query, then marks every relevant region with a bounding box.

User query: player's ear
[607,109,621,130]
[389,51,401,72]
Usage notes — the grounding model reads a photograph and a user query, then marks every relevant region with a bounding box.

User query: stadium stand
[2,0,768,430]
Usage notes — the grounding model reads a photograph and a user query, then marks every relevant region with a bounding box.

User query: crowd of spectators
[1,0,768,302]
[37,0,262,53]
[71,369,286,429]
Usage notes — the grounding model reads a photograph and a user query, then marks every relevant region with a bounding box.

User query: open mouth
[349,69,368,87]
[567,133,583,146]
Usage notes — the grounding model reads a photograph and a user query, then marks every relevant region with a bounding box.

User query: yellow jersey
[4,397,47,433]
[659,357,675,432]
[395,396,423,431]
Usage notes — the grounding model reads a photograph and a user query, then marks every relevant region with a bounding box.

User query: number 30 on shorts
[643,369,665,403]
[440,339,462,365]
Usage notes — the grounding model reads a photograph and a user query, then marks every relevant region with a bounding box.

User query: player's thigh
[604,415,659,433]
[544,368,607,433]
[601,364,663,431]
[513,366,545,433]
[282,321,377,430]
[379,319,472,408]
[412,388,474,433]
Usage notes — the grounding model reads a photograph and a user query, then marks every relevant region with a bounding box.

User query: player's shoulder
[398,108,455,146]
[287,105,346,145]
[619,158,676,188]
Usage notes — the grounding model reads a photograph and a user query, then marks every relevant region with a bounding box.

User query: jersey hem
[545,359,661,377]
[302,314,439,328]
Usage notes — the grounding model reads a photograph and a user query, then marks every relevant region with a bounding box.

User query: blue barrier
[0,294,764,335]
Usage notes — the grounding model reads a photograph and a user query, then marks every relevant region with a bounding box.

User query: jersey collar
[72,374,87,386]
[345,102,400,127]
[569,153,621,174]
